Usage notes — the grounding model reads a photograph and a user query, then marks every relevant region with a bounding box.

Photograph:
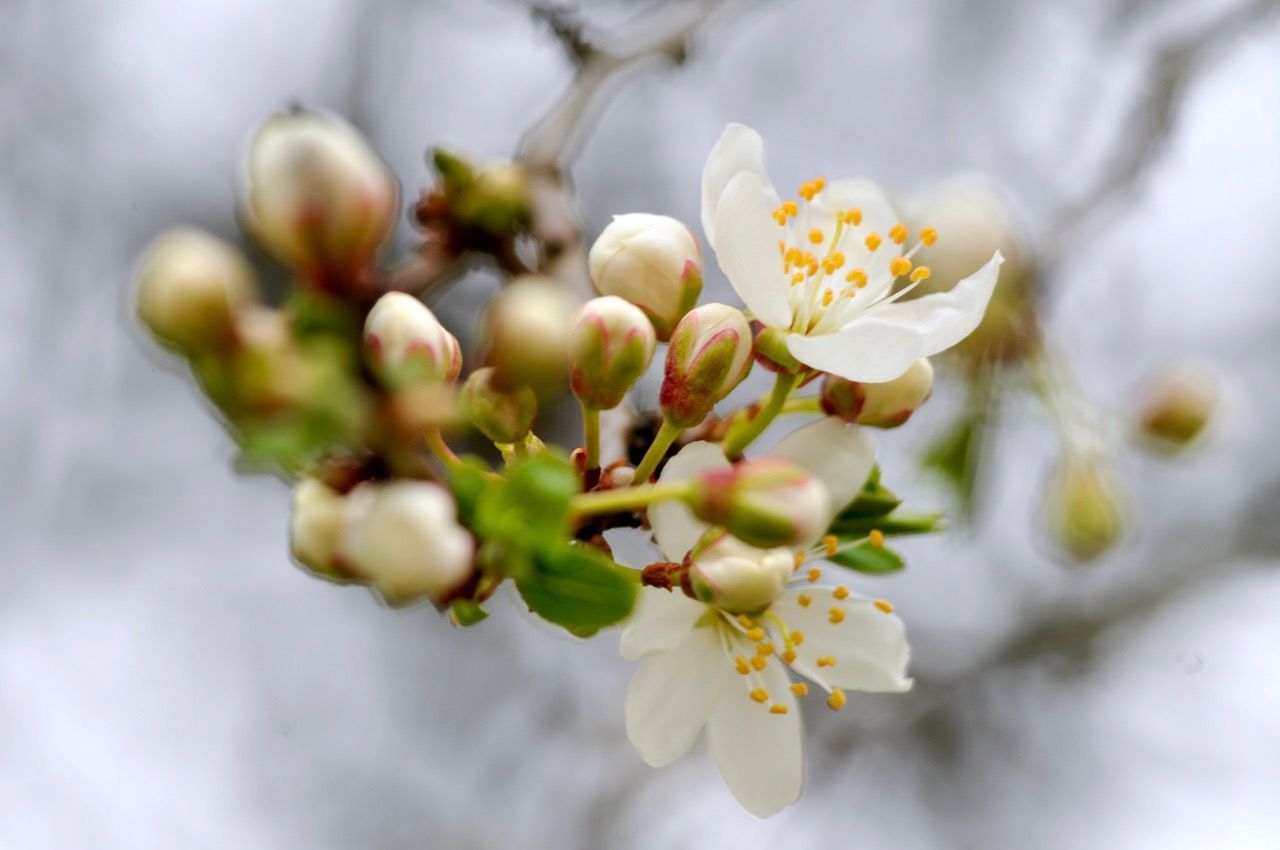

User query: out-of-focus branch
[1043,0,1280,267]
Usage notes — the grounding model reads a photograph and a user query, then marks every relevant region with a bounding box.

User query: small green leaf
[828,543,906,575]
[923,371,997,522]
[476,454,576,554]
[448,457,493,525]
[449,599,489,627]
[835,467,902,520]
[516,543,638,638]
[827,511,946,539]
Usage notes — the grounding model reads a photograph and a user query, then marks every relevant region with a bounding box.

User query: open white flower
[701,123,1003,383]
[622,418,912,817]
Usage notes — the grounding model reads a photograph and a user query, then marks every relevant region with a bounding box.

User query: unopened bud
[364,292,461,388]
[340,481,474,605]
[659,304,753,428]
[1045,454,1127,563]
[461,367,537,444]
[454,161,530,233]
[481,276,572,394]
[688,535,795,614]
[136,228,257,354]
[289,479,348,578]
[568,296,656,410]
[243,108,398,278]
[588,213,702,341]
[821,358,934,428]
[690,458,830,549]
[1137,363,1219,451]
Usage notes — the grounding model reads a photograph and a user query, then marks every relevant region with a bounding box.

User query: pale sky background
[2,0,1279,847]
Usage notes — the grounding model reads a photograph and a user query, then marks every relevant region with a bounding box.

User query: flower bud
[460,367,537,444]
[1137,363,1219,451]
[1045,454,1127,563]
[659,304,753,428]
[690,458,830,549]
[135,228,257,354]
[480,276,573,395]
[688,535,795,614]
[821,358,934,428]
[289,478,349,578]
[243,108,398,279]
[568,296,657,410]
[340,481,474,605]
[588,213,702,341]
[364,292,461,388]
[453,160,531,234]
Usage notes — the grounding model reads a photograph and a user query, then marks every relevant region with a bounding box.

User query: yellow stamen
[756,642,775,656]
[736,614,754,627]
[817,656,836,668]
[874,599,895,614]
[843,208,862,226]
[869,529,885,547]
[807,567,822,583]
[751,655,768,671]
[735,657,751,675]
[821,289,833,307]
[813,176,826,192]
[783,201,799,217]
[791,630,805,645]
[910,266,932,282]
[864,233,882,251]
[822,534,838,556]
[844,268,868,287]
[919,226,937,245]
[797,593,812,608]
[829,251,845,269]
[889,256,912,277]
[828,688,847,711]
[769,704,790,715]
[750,688,769,704]
[782,649,798,664]
[829,607,846,624]
[790,682,808,696]
[746,627,765,642]
[833,585,849,600]
[808,229,825,245]
[791,272,805,286]
[772,210,787,225]
[798,181,817,201]
[793,552,806,570]
[889,223,908,244]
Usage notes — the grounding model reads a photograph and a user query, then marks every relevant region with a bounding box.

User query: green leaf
[449,599,489,627]
[448,458,493,525]
[834,465,902,520]
[474,454,577,557]
[828,543,905,575]
[516,543,638,638]
[828,512,946,539]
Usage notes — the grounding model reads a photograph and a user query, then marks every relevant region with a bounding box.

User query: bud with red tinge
[821,358,935,428]
[569,296,657,411]
[690,458,830,549]
[589,213,702,341]
[461,367,537,444]
[688,535,795,614]
[136,228,257,354]
[364,292,461,388]
[660,304,753,428]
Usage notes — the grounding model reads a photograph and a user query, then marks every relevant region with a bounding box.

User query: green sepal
[516,542,639,638]
[449,599,489,627]
[828,543,905,575]
[833,464,902,520]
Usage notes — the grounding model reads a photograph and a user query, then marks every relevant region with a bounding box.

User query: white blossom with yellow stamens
[701,123,1003,382]
[621,417,911,817]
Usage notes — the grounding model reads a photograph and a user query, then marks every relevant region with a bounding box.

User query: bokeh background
[3,0,1279,847]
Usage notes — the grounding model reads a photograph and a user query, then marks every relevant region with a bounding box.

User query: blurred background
[3,0,1279,847]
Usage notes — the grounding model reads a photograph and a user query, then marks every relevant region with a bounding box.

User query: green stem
[723,371,800,459]
[631,418,683,483]
[581,404,601,470]
[426,428,463,472]
[570,480,694,517]
[780,396,822,415]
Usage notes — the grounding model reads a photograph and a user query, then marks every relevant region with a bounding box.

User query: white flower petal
[713,172,794,328]
[649,441,730,561]
[773,588,912,693]
[771,417,877,518]
[625,624,730,767]
[700,123,777,251]
[707,648,803,817]
[620,587,708,660]
[866,250,1003,356]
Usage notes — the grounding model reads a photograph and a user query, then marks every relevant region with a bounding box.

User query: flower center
[771,177,939,335]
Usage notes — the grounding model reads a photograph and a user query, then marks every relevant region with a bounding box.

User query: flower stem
[630,417,683,483]
[570,480,694,517]
[425,428,463,472]
[722,371,800,459]
[581,404,601,470]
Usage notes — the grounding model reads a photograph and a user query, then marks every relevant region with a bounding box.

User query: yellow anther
[822,534,838,556]
[806,262,820,278]
[791,272,805,286]
[821,289,833,307]
[746,627,765,641]
[889,256,912,277]
[874,598,895,614]
[869,529,885,547]
[797,593,812,608]
[777,239,786,256]
[817,656,836,668]
[790,682,808,696]
[769,704,790,715]
[783,200,799,217]
[919,226,938,245]
[737,614,754,627]
[843,208,863,226]
[735,657,751,675]
[791,630,805,645]
[808,229,825,245]
[821,260,836,275]
[864,233,882,251]
[751,654,768,671]
[829,607,846,624]
[772,210,788,226]
[827,688,847,711]
[782,649,798,664]
[807,567,822,583]
[756,642,775,656]
[829,251,845,269]
[798,181,817,201]
[750,688,769,704]
[793,552,807,570]
[910,266,932,282]
[889,223,908,244]
[833,585,849,600]
[813,176,826,191]
[845,268,868,287]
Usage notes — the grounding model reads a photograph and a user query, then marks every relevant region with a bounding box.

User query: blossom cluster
[136,110,1001,816]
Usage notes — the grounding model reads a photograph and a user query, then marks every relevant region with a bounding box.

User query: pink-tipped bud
[339,481,474,605]
[568,296,657,411]
[588,213,702,341]
[659,303,753,428]
[1045,453,1127,563]
[688,535,795,614]
[243,108,399,280]
[460,367,537,444]
[135,228,258,354]
[690,458,830,549]
[1137,363,1219,451]
[364,292,462,388]
[821,358,935,428]
[480,276,573,395]
[289,478,349,578]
